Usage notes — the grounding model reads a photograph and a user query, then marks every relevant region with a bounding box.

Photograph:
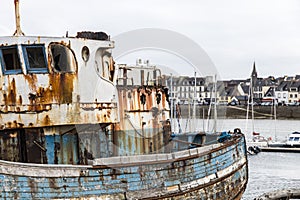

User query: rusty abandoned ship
[0,1,248,199]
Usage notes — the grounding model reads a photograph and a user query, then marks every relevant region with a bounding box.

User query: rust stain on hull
[49,73,75,104]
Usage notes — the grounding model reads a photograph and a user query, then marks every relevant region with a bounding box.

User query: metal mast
[213,74,217,133]
[193,71,197,132]
[13,0,25,36]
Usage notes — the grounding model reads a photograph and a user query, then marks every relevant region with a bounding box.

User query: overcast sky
[1,0,300,79]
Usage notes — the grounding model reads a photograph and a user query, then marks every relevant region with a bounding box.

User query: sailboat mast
[188,98,191,133]
[206,99,211,133]
[170,74,173,132]
[251,77,255,134]
[202,107,205,133]
[213,74,217,133]
[245,81,251,134]
[273,86,277,141]
[193,71,196,132]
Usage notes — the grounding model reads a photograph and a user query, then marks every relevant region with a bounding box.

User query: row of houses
[164,63,300,105]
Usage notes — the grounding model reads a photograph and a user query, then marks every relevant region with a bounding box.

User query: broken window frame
[22,44,48,74]
[0,45,22,75]
[95,49,114,81]
[49,43,77,73]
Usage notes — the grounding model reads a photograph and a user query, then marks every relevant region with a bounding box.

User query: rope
[227,105,274,117]
[126,117,153,139]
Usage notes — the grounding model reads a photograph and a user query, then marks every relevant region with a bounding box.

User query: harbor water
[243,152,300,199]
[175,118,300,143]
[175,118,300,199]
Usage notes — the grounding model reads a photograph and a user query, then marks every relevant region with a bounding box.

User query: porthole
[81,46,90,62]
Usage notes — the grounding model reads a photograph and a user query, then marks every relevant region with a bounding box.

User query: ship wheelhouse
[0,33,119,164]
[0,34,118,128]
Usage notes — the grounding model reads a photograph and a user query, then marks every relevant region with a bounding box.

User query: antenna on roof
[13,0,25,36]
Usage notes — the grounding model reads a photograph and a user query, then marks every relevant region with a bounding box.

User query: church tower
[250,62,258,99]
[251,62,257,87]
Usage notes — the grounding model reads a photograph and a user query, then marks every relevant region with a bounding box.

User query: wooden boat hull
[0,134,248,199]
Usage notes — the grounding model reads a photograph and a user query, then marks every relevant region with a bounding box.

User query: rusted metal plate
[0,125,112,165]
[112,64,171,155]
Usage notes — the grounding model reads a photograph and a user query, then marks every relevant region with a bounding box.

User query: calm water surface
[242,152,300,199]
[177,118,300,142]
[177,119,300,199]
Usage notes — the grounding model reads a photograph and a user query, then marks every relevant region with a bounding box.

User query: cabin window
[95,49,113,81]
[0,45,22,75]
[102,54,110,78]
[50,43,77,73]
[22,45,48,73]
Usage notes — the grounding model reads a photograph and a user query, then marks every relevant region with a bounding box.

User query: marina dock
[260,147,300,153]
[247,141,300,154]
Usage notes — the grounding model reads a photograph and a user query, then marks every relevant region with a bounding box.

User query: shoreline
[177,105,300,120]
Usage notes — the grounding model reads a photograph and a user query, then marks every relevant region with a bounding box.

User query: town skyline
[160,61,300,81]
[164,63,300,106]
